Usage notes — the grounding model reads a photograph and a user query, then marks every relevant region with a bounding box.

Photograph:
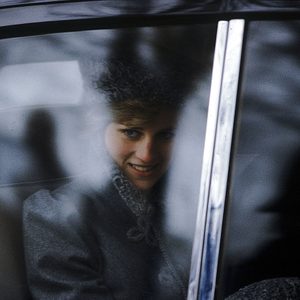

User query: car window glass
[0,25,216,299]
[218,20,300,299]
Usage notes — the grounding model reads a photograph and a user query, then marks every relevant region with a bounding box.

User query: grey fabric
[226,277,300,300]
[23,176,188,299]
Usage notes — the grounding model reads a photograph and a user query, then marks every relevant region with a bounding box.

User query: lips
[128,163,158,175]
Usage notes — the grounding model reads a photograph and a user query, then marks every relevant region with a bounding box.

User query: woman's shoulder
[24,181,82,207]
[23,181,97,224]
[23,178,121,224]
[22,182,105,272]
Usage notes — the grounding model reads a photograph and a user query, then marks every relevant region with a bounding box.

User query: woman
[23,62,189,299]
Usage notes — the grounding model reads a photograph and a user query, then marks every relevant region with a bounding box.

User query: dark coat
[23,176,188,300]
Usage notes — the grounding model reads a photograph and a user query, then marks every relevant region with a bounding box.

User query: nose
[135,138,157,163]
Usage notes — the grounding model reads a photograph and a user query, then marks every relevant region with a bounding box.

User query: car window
[217,20,300,299]
[0,24,216,299]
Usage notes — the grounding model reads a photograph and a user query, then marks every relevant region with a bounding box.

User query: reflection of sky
[0,61,83,138]
[164,76,210,242]
[0,61,83,109]
[0,60,85,184]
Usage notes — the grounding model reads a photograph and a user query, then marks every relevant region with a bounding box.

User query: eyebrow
[118,125,143,130]
[118,124,177,132]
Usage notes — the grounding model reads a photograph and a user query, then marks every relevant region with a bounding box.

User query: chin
[133,180,156,191]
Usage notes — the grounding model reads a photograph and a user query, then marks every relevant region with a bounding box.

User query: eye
[159,130,175,140]
[120,128,142,139]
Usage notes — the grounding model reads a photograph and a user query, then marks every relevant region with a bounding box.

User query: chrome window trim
[188,20,229,300]
[188,19,245,300]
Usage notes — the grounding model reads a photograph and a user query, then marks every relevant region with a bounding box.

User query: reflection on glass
[218,21,300,299]
[0,25,216,299]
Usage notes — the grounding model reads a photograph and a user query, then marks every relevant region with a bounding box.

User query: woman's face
[104,109,178,191]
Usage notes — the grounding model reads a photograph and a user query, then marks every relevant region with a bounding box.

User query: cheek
[105,135,132,162]
[158,142,173,165]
